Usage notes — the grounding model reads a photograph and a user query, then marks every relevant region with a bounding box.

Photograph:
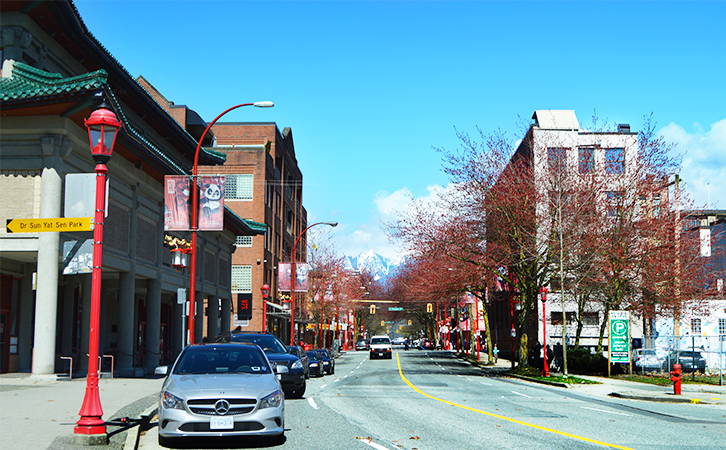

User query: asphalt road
[148,349,726,450]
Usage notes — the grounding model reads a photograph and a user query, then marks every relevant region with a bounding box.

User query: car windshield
[318,350,329,357]
[175,346,270,375]
[306,351,318,360]
[230,335,288,354]
[371,338,389,345]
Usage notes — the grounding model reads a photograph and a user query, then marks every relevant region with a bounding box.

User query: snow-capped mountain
[343,250,405,283]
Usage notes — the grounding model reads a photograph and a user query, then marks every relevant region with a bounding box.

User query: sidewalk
[463,355,726,405]
[0,372,162,450]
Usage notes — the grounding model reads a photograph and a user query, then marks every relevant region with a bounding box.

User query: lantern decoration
[85,102,121,164]
[165,235,191,269]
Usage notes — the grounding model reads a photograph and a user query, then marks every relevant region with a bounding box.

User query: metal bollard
[670,363,682,395]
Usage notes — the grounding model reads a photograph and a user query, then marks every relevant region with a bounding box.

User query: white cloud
[660,118,726,209]
[334,184,455,259]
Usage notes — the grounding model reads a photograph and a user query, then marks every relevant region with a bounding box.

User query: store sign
[237,293,252,321]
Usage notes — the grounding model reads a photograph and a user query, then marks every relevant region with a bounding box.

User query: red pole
[510,288,515,370]
[541,287,550,377]
[75,163,108,436]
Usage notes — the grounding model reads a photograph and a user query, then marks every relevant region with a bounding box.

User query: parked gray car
[154,343,285,446]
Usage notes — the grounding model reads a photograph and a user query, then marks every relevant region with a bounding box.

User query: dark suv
[662,350,707,373]
[212,332,306,398]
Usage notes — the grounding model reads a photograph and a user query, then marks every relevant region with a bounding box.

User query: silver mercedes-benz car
[155,343,285,446]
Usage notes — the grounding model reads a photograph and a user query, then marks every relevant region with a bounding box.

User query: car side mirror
[154,366,169,376]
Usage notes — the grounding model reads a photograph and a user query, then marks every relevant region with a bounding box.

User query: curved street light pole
[290,221,337,346]
[188,101,273,345]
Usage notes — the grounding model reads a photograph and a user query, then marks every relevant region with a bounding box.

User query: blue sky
[75,1,726,259]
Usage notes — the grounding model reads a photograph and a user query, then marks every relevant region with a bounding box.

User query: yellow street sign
[6,217,94,233]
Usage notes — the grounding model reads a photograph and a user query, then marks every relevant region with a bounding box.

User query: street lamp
[260,284,270,333]
[187,101,273,345]
[290,221,337,346]
[541,286,550,377]
[74,101,121,443]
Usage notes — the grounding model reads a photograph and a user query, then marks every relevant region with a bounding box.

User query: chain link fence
[640,334,726,381]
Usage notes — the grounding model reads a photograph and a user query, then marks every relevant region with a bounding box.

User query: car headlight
[260,390,282,409]
[275,364,289,374]
[161,391,184,410]
[310,362,318,367]
[291,359,303,370]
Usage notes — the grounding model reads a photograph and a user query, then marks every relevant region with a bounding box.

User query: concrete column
[144,278,161,373]
[18,263,35,372]
[116,271,136,376]
[220,298,231,333]
[32,167,61,375]
[207,296,220,340]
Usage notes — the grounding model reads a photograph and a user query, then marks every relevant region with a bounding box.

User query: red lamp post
[260,284,270,333]
[74,101,121,442]
[187,101,273,345]
[541,286,550,377]
[289,221,337,346]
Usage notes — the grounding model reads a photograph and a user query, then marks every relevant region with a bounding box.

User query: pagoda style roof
[0,60,107,102]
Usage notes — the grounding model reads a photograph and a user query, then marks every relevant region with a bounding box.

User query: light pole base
[72,433,108,446]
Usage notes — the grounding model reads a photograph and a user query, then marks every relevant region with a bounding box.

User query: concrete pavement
[0,372,162,450]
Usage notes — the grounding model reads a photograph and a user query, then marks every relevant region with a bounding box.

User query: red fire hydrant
[670,363,682,395]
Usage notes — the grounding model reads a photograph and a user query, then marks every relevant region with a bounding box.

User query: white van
[369,335,392,359]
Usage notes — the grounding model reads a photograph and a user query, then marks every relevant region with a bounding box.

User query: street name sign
[608,310,630,363]
[388,307,403,311]
[6,217,93,233]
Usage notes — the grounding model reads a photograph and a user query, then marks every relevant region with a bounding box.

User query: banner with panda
[198,175,225,231]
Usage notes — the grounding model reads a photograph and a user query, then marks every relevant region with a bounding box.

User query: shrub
[566,347,608,375]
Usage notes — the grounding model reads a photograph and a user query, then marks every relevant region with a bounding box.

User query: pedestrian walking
[493,344,499,363]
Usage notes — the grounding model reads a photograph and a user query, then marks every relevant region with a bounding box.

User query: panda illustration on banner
[198,176,225,230]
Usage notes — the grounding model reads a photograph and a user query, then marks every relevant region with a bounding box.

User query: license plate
[379,352,384,356]
[210,416,233,430]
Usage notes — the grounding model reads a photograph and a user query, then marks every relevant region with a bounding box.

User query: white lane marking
[581,406,632,417]
[358,438,391,450]
[320,384,327,389]
[480,381,492,386]
[307,398,319,409]
[465,377,474,381]
[333,379,339,382]
[344,375,349,379]
[511,390,532,398]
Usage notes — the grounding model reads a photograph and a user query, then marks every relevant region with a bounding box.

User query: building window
[719,318,726,335]
[653,193,661,217]
[606,191,623,217]
[548,147,568,173]
[605,148,624,174]
[226,174,254,200]
[231,265,252,292]
[691,318,701,334]
[550,312,575,325]
[235,236,253,247]
[582,312,599,326]
[578,148,594,174]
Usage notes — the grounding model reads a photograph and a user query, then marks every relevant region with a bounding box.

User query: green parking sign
[609,311,630,363]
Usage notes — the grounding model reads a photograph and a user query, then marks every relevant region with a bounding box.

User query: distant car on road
[391,337,407,346]
[370,335,392,359]
[419,339,434,350]
[305,350,324,377]
[287,345,310,379]
[355,339,370,351]
[315,349,335,374]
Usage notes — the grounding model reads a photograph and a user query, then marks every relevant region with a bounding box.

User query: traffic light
[370,304,376,314]
[408,319,412,325]
[427,303,433,313]
[381,320,385,327]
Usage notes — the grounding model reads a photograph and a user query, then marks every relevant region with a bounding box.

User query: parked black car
[306,350,325,377]
[662,350,707,373]
[315,349,335,374]
[287,345,310,379]
[212,332,306,398]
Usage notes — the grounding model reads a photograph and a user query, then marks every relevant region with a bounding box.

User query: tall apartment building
[137,77,307,343]
[209,123,308,344]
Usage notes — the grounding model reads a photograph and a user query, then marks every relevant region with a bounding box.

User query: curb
[508,373,570,388]
[125,403,158,450]
[608,392,715,404]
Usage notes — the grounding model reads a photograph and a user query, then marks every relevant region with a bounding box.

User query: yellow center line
[396,352,634,450]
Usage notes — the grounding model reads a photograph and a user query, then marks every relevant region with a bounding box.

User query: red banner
[164,175,190,231]
[278,262,310,292]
